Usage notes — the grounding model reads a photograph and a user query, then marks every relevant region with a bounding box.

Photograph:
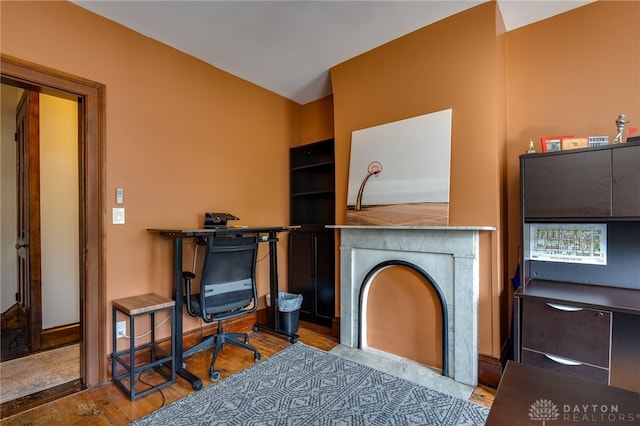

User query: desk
[486,361,640,425]
[147,226,298,390]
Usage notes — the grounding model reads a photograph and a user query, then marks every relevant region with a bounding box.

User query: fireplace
[330,225,493,388]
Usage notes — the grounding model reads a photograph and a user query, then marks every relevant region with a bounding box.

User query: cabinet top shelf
[517,279,640,314]
[521,139,640,159]
[291,160,334,171]
[523,216,640,223]
[292,190,334,197]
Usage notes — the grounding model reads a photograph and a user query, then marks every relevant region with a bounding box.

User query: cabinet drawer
[522,299,611,368]
[522,349,609,385]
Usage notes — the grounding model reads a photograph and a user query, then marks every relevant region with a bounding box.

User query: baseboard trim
[331,317,340,339]
[108,311,504,390]
[478,354,504,389]
[108,312,257,379]
[41,323,81,350]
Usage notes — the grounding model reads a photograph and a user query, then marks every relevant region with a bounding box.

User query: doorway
[2,87,81,359]
[0,56,106,401]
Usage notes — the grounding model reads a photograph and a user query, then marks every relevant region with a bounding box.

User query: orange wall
[300,95,334,146]
[1,1,302,353]
[505,0,640,289]
[331,2,507,357]
[367,266,443,369]
[330,0,639,360]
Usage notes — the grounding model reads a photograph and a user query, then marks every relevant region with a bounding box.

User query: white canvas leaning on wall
[346,108,452,226]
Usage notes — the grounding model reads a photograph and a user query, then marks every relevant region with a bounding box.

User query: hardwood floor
[1,345,79,404]
[0,321,493,425]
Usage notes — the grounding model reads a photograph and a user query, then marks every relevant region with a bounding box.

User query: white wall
[40,93,79,329]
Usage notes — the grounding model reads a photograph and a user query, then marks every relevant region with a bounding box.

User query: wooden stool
[112,293,176,400]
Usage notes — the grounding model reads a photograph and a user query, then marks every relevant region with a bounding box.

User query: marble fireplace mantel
[329,225,495,388]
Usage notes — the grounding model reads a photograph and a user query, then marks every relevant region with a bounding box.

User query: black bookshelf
[288,139,335,327]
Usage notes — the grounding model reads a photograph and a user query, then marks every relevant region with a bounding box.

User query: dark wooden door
[15,90,43,353]
[288,232,314,318]
[315,231,335,322]
[522,150,611,218]
[612,144,640,217]
[288,230,334,327]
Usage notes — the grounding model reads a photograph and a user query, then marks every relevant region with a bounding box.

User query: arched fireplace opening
[334,225,490,388]
[358,260,448,376]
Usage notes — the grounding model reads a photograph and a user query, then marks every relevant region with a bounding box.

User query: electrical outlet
[116,321,127,338]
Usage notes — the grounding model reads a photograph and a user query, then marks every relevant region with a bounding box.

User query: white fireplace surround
[330,225,494,389]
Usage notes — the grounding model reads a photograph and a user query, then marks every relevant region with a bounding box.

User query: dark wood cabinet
[288,230,335,327]
[516,142,640,393]
[515,282,640,392]
[288,140,335,327]
[522,142,640,219]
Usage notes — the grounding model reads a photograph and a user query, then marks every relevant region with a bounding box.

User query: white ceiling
[72,1,595,105]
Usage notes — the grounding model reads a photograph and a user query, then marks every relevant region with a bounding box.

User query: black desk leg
[270,231,280,332]
[253,231,299,343]
[173,237,203,391]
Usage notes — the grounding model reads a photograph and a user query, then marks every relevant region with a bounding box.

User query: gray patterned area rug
[130,343,489,425]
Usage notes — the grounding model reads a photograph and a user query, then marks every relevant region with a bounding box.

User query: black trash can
[267,292,303,334]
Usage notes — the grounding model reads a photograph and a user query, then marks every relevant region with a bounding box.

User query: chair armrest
[182,271,197,317]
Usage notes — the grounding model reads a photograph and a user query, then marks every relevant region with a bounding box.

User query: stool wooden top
[112,293,175,315]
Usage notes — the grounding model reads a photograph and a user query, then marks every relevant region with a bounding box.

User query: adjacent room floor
[0,344,79,404]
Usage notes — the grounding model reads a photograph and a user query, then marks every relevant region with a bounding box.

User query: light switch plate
[116,188,124,204]
[112,208,125,224]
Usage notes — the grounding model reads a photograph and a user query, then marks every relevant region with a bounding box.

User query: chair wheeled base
[206,321,260,381]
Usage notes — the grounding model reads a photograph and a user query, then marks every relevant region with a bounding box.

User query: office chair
[182,236,261,381]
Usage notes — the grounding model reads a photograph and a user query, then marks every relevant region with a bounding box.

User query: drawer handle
[544,353,582,366]
[546,303,583,312]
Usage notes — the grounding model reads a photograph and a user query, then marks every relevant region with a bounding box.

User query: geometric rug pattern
[130,343,488,425]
